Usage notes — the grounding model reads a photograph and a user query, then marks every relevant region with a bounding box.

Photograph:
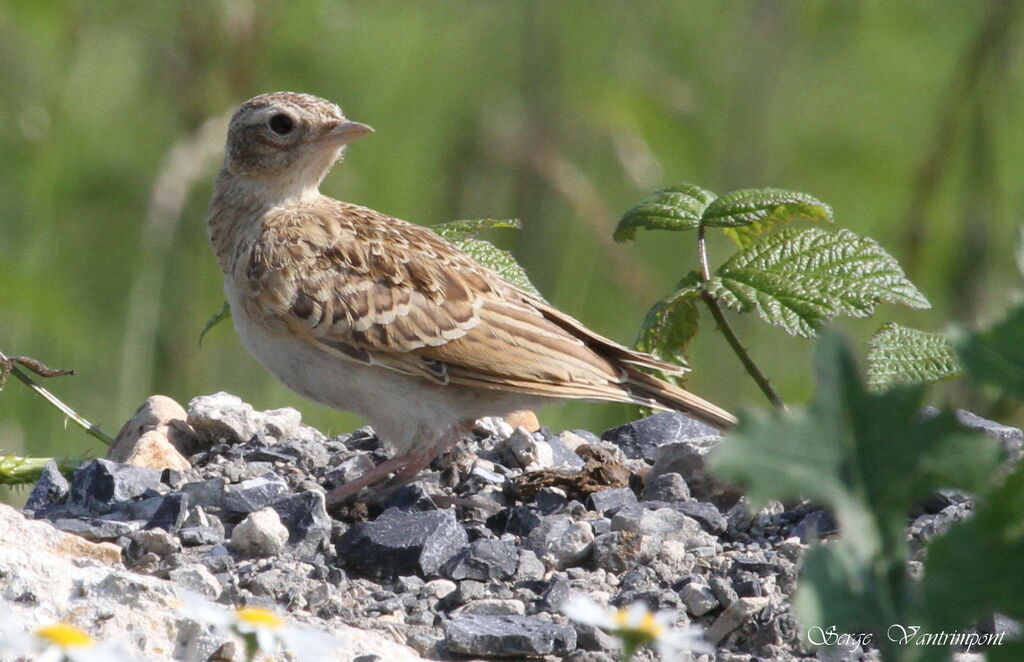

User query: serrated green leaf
[451,237,542,298]
[866,323,962,390]
[702,187,833,230]
[953,302,1024,399]
[634,272,702,385]
[706,227,930,337]
[710,332,1000,655]
[922,463,1024,640]
[613,184,716,241]
[199,301,231,347]
[433,218,522,241]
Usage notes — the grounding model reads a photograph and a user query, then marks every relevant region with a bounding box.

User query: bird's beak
[320,120,374,146]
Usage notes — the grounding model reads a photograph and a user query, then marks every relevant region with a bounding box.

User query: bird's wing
[245,200,684,400]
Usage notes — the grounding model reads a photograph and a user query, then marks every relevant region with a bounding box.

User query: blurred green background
[2,1,1022,503]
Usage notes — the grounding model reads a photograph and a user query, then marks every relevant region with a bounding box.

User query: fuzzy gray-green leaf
[953,302,1024,399]
[613,184,716,241]
[866,323,962,390]
[433,218,522,241]
[703,188,833,248]
[706,227,930,337]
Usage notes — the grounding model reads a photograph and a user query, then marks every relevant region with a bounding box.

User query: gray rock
[168,563,222,599]
[445,614,576,657]
[146,492,190,533]
[453,598,527,616]
[224,473,289,514]
[516,549,546,581]
[641,472,690,502]
[180,478,227,509]
[229,507,289,557]
[68,459,162,515]
[548,435,586,471]
[443,539,519,580]
[587,487,638,514]
[24,460,70,512]
[524,515,594,570]
[592,531,660,573]
[648,435,742,507]
[337,507,468,577]
[706,596,769,644]
[680,581,720,616]
[272,490,331,559]
[179,526,224,547]
[499,428,554,471]
[51,518,139,542]
[187,392,264,444]
[130,529,181,557]
[487,506,543,537]
[641,500,727,534]
[611,506,714,549]
[601,411,719,461]
[573,621,623,654]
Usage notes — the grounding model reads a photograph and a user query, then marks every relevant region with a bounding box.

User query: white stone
[228,507,289,557]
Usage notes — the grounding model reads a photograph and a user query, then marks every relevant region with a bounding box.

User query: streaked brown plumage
[206,92,735,503]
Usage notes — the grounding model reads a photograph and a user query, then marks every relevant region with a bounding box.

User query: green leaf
[706,227,930,337]
[702,188,833,249]
[710,332,1000,653]
[433,218,522,241]
[953,302,1024,399]
[0,454,79,486]
[451,237,542,298]
[634,272,702,383]
[199,301,231,347]
[613,184,716,241]
[922,463,1024,637]
[865,323,962,390]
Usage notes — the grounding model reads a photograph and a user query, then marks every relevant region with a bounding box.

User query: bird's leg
[325,453,412,504]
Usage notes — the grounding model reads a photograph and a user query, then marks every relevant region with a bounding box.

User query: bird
[205,91,736,504]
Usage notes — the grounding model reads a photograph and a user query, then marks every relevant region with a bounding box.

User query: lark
[206,92,735,504]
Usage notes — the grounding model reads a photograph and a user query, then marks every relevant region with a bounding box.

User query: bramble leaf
[433,218,522,241]
[433,218,542,298]
[706,227,929,337]
[613,184,716,241]
[710,332,999,655]
[634,272,702,384]
[702,188,832,249]
[865,323,962,390]
[953,302,1024,399]
[199,301,231,347]
[452,237,542,298]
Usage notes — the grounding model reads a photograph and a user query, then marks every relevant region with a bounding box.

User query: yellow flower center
[613,609,665,639]
[235,607,285,629]
[35,624,95,649]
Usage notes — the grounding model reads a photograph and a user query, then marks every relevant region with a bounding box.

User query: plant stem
[696,227,786,410]
[0,350,114,446]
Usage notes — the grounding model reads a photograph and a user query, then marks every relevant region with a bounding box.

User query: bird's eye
[268,113,294,135]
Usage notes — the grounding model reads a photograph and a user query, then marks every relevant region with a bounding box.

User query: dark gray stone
[443,539,519,581]
[25,460,70,512]
[648,436,741,507]
[271,491,331,559]
[709,576,738,609]
[146,492,190,533]
[180,478,227,509]
[793,509,839,542]
[68,459,162,514]
[224,473,289,514]
[180,526,224,547]
[51,518,138,542]
[539,577,571,611]
[487,506,543,537]
[643,500,727,534]
[337,507,468,577]
[378,483,436,512]
[535,489,569,515]
[445,614,576,657]
[601,411,719,461]
[587,487,638,514]
[641,472,690,502]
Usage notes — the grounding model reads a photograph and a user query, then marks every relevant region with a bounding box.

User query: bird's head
[221,91,373,200]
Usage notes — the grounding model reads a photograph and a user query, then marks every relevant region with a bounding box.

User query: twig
[3,355,74,378]
[0,349,114,446]
[696,226,786,410]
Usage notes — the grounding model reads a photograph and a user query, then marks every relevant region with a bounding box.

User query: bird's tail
[625,368,737,430]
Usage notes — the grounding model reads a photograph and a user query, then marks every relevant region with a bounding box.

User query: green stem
[696,226,786,410]
[0,350,114,446]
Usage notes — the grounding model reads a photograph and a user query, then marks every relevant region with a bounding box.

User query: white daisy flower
[562,594,713,661]
[180,592,340,662]
[0,622,144,662]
